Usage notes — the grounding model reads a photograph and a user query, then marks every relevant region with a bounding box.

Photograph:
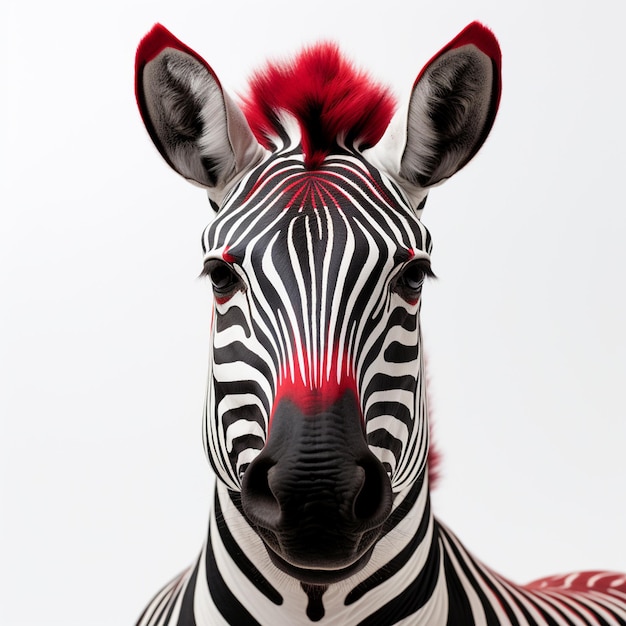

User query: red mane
[242,43,396,170]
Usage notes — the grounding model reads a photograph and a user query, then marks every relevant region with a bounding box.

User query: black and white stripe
[137,145,626,626]
[138,483,626,625]
[200,150,432,495]
[135,23,626,625]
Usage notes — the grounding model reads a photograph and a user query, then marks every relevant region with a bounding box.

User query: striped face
[136,20,501,580]
[201,149,433,495]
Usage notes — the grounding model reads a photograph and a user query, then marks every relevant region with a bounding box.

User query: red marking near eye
[400,248,421,306]
[270,346,360,430]
[214,295,233,306]
[222,247,236,264]
[209,247,237,305]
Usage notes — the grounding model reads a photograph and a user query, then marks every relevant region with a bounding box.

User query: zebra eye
[204,260,241,299]
[394,261,434,301]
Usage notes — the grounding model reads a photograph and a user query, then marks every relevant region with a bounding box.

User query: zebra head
[136,23,501,584]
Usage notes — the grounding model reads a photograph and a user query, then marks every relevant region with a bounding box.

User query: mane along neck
[241,43,396,169]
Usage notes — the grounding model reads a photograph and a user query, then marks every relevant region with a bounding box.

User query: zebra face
[201,151,433,578]
[136,22,500,582]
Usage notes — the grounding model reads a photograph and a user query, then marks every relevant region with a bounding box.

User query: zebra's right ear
[366,22,501,210]
[135,24,265,206]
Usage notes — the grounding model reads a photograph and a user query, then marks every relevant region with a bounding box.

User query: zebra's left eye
[394,261,434,301]
[204,260,241,299]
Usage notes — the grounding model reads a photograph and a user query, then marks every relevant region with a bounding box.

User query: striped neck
[137,471,626,625]
[202,472,447,624]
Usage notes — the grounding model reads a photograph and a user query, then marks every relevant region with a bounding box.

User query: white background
[1,1,625,624]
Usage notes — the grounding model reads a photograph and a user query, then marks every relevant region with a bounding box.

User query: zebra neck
[143,479,626,624]
[204,474,450,624]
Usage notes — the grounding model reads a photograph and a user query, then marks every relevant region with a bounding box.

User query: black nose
[240,390,392,574]
[242,444,391,533]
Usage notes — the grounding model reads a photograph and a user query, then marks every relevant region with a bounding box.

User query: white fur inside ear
[141,48,264,199]
[223,92,266,176]
[401,46,493,187]
[141,49,229,187]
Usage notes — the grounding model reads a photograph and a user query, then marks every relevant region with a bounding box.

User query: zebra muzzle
[240,389,392,583]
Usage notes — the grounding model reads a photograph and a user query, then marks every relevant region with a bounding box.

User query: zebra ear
[135,24,265,205]
[366,22,501,208]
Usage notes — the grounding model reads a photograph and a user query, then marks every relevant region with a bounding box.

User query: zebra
[134,21,626,625]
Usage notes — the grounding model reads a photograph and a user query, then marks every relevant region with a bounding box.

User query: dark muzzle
[240,389,392,583]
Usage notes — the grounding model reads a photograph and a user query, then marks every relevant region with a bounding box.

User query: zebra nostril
[241,459,281,530]
[353,457,392,526]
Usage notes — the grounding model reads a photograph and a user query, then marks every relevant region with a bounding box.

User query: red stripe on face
[270,347,360,428]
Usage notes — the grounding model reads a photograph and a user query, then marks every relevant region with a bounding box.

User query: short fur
[135,24,626,626]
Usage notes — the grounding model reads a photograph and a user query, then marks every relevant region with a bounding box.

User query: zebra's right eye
[204,260,241,300]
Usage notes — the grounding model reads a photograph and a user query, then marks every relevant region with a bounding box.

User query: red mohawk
[242,43,396,170]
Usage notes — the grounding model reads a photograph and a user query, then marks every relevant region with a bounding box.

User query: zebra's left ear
[366,22,501,209]
[135,24,265,206]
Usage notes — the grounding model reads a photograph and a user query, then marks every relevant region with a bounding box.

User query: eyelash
[200,258,434,304]
[392,260,435,302]
[202,260,242,302]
